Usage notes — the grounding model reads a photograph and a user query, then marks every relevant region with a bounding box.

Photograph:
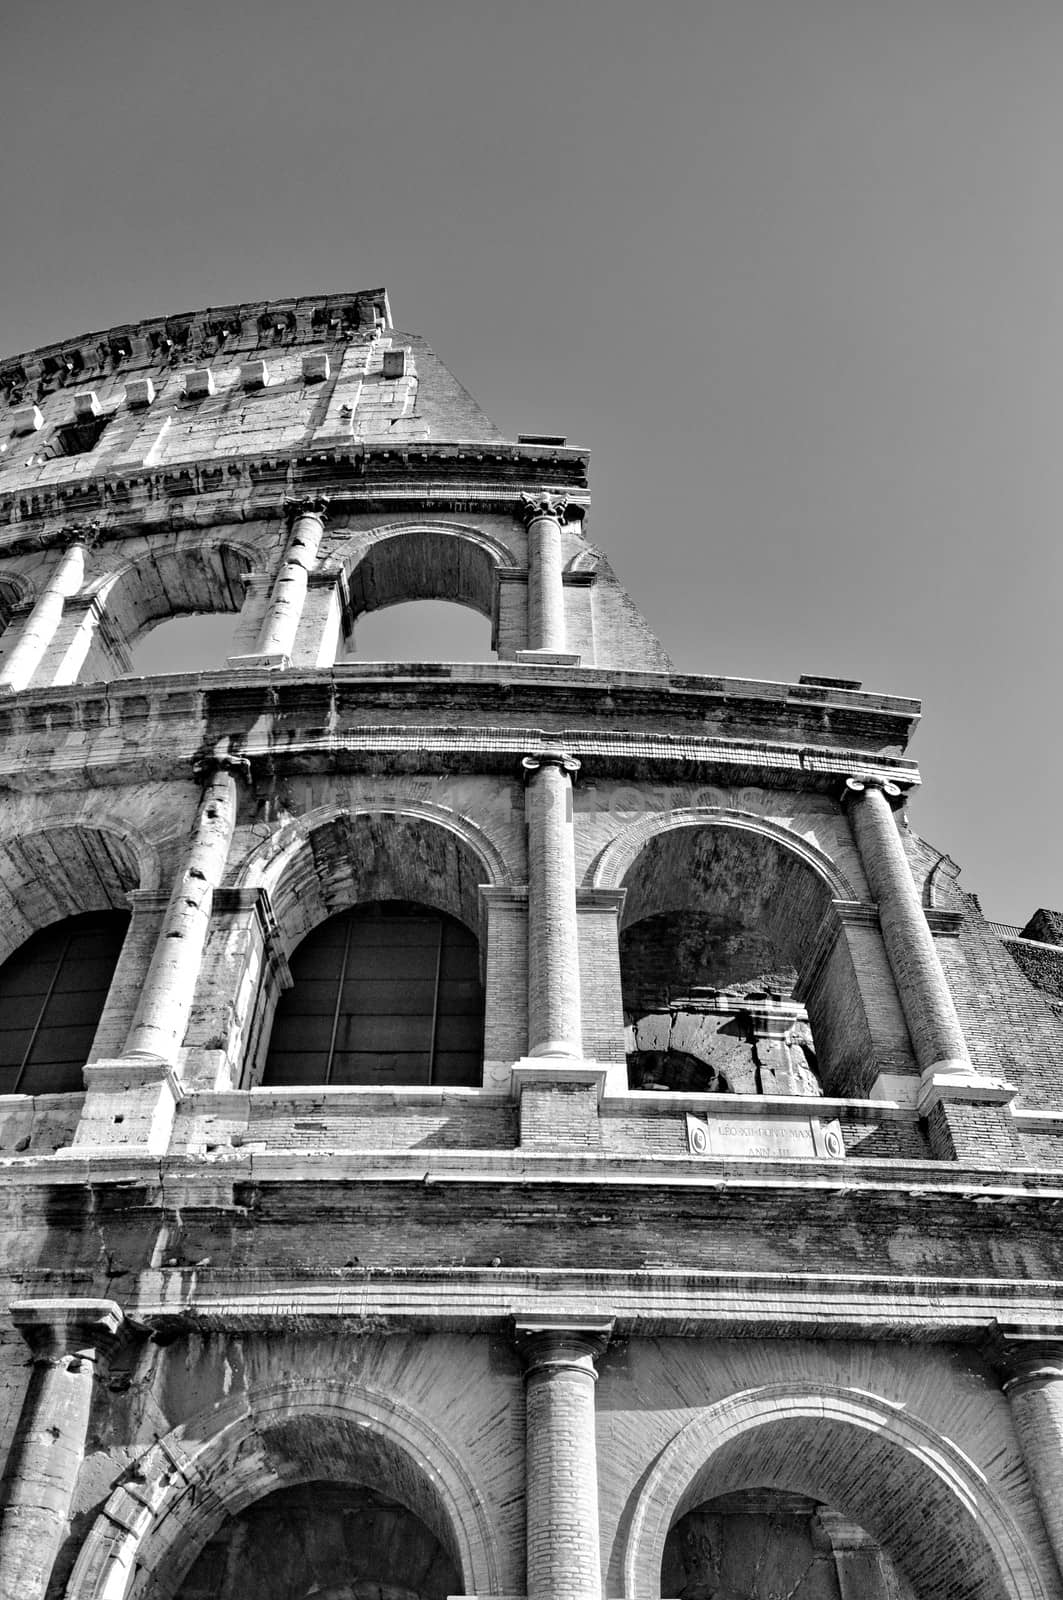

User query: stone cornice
[0,722,920,795]
[0,669,921,794]
[0,290,393,378]
[3,1267,1063,1344]
[0,444,592,544]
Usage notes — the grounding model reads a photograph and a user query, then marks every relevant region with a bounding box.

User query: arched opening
[662,1488,915,1600]
[81,543,250,682]
[0,909,129,1094]
[619,823,834,1096]
[175,1479,460,1600]
[262,901,485,1088]
[626,1387,1041,1600]
[338,525,503,665]
[346,598,495,662]
[67,1383,499,1600]
[237,806,503,1091]
[129,611,241,676]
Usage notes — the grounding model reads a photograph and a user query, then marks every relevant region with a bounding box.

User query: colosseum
[0,288,1062,1600]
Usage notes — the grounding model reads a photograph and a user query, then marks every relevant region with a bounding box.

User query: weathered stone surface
[0,290,1060,1600]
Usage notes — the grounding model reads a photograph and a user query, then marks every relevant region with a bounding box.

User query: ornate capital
[520,492,569,527]
[844,777,902,799]
[521,751,581,781]
[56,520,101,551]
[284,492,330,527]
[514,1317,613,1379]
[842,776,906,812]
[191,751,252,786]
[11,1298,125,1364]
[985,1329,1063,1395]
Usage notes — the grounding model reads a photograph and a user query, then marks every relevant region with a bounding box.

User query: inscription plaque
[686,1112,845,1161]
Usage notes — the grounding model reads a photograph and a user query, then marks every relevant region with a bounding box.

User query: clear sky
[3,0,1061,924]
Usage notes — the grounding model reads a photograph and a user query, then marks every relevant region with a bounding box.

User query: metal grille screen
[0,910,129,1094]
[263,902,484,1087]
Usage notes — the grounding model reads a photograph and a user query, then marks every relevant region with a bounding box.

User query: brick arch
[334,521,517,624]
[588,809,855,977]
[88,537,254,654]
[589,808,855,902]
[238,800,511,958]
[64,1378,502,1600]
[622,1385,1047,1600]
[0,819,156,967]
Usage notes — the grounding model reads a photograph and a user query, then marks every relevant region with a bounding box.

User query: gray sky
[2,0,1061,924]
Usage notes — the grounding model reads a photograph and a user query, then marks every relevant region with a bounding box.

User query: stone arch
[588,807,856,909]
[239,799,511,958]
[65,1378,502,1600]
[336,521,516,629]
[0,818,156,967]
[88,537,254,661]
[233,803,509,1087]
[589,809,890,1095]
[622,1384,1047,1600]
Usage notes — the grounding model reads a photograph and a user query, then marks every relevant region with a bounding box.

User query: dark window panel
[262,901,484,1088]
[0,911,129,1095]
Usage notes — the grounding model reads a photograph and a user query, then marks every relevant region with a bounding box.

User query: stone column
[845,779,996,1110]
[123,756,245,1062]
[249,495,329,665]
[515,1318,613,1600]
[0,528,91,692]
[989,1334,1063,1585]
[522,493,568,654]
[0,1299,123,1600]
[522,752,582,1059]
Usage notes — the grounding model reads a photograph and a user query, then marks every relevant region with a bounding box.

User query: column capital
[984,1327,1063,1393]
[55,519,101,551]
[519,492,569,527]
[521,751,581,780]
[514,1316,614,1378]
[191,750,252,785]
[843,776,904,806]
[10,1298,124,1362]
[283,492,330,527]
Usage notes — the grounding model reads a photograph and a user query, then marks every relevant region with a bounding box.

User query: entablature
[0,666,921,794]
[0,443,592,537]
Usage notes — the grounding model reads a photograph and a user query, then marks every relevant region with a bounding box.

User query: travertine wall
[1,293,1062,1600]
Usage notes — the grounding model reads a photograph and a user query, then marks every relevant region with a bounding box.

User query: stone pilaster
[123,756,246,1063]
[515,1317,613,1600]
[844,779,1014,1130]
[988,1331,1063,1585]
[0,1300,123,1600]
[0,526,92,692]
[71,758,245,1151]
[231,495,328,667]
[521,753,582,1060]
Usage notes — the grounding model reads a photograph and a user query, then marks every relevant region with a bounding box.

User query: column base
[510,1060,609,1099]
[66,1058,182,1155]
[226,651,291,670]
[511,1062,608,1151]
[916,1062,1017,1115]
[868,1071,921,1106]
[917,1064,1021,1161]
[513,649,582,667]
